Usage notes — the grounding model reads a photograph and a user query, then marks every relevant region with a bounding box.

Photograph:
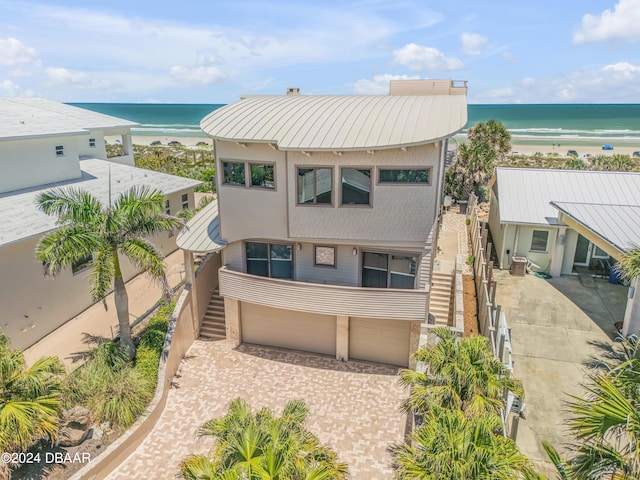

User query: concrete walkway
[108,341,407,480]
[494,271,627,475]
[23,249,186,370]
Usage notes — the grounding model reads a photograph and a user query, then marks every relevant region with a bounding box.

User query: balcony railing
[218,266,429,321]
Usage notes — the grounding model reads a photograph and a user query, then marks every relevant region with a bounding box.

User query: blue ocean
[70,103,640,146]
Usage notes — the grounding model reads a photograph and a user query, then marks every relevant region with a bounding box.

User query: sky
[1,0,639,104]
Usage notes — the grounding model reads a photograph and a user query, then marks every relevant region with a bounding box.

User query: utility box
[510,256,527,276]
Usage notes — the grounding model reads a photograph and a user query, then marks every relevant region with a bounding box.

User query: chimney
[286,87,300,96]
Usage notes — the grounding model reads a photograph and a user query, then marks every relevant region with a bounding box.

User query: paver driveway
[109,341,408,480]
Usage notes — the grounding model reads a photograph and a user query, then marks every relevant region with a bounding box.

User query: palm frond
[616,247,640,282]
[37,187,103,226]
[36,226,101,277]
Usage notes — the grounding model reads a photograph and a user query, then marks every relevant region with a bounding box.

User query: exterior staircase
[199,288,226,341]
[429,272,454,326]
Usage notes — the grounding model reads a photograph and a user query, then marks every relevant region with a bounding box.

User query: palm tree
[392,406,542,479]
[0,333,64,455]
[179,398,349,480]
[399,327,523,418]
[36,186,182,359]
[616,248,640,284]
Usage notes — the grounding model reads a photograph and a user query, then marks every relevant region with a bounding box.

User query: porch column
[623,279,640,337]
[225,298,241,347]
[336,315,349,361]
[184,250,200,337]
[408,321,422,369]
[549,226,567,277]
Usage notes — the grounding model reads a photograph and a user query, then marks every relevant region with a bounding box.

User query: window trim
[313,245,337,268]
[165,199,171,215]
[361,249,419,289]
[339,166,373,208]
[295,166,334,206]
[377,166,432,186]
[221,160,247,187]
[89,138,96,148]
[530,229,550,253]
[248,162,277,190]
[55,145,64,157]
[181,193,189,210]
[244,240,295,280]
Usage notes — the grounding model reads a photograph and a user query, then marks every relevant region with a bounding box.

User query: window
[181,193,189,210]
[246,242,293,279]
[297,167,332,204]
[341,168,371,205]
[165,199,170,215]
[250,163,275,189]
[55,145,64,157]
[222,161,246,186]
[379,168,430,184]
[314,246,336,267]
[72,254,92,274]
[530,230,549,252]
[89,138,96,148]
[362,252,416,289]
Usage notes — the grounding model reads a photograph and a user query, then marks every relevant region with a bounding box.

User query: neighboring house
[0,98,202,349]
[488,167,640,336]
[177,80,468,367]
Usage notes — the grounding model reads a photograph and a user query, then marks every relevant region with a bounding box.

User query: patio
[107,341,408,480]
[494,270,628,475]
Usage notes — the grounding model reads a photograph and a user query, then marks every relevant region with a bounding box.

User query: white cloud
[460,33,488,56]
[0,37,37,67]
[0,79,35,97]
[45,67,113,90]
[353,73,421,94]
[602,61,640,77]
[170,65,227,85]
[393,43,463,71]
[574,0,640,44]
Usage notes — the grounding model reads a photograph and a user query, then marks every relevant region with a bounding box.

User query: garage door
[241,302,336,356]
[350,317,410,367]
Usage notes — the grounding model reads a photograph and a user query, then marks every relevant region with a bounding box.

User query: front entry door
[573,234,591,266]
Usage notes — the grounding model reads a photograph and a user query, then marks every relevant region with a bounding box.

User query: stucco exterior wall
[561,229,579,275]
[508,225,558,274]
[0,136,82,194]
[487,189,505,268]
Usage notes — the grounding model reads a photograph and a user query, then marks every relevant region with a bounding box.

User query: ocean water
[71,102,640,146]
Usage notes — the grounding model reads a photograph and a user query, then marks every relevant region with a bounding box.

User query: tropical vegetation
[0,333,64,455]
[36,185,182,359]
[179,398,349,480]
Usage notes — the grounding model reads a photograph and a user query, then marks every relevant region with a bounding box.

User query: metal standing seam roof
[0,98,139,141]
[495,167,640,225]
[0,158,202,248]
[175,199,226,254]
[200,94,467,151]
[551,202,640,253]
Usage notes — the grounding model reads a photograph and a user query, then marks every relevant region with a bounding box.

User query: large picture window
[246,242,293,279]
[341,168,371,205]
[222,161,246,186]
[379,168,430,184]
[297,167,332,204]
[362,252,416,289]
[530,230,549,252]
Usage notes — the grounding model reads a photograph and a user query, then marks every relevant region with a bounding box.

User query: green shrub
[134,347,161,383]
[465,218,471,225]
[466,255,475,266]
[93,367,154,428]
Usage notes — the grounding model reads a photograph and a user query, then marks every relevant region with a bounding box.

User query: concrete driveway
[494,271,627,475]
[108,341,408,480]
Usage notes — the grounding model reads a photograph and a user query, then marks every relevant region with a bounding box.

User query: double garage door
[240,302,410,366]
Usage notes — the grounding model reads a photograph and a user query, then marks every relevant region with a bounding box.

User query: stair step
[432,272,454,279]
[200,332,226,341]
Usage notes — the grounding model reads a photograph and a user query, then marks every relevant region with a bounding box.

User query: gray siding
[222,241,245,272]
[294,244,359,286]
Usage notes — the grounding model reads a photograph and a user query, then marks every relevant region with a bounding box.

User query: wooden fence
[467,193,518,438]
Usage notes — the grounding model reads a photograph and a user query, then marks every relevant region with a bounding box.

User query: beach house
[0,98,202,349]
[176,80,468,367]
[488,167,640,336]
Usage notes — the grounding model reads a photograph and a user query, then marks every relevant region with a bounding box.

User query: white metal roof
[0,158,202,248]
[551,202,640,253]
[200,94,467,151]
[0,98,139,141]
[176,200,226,253]
[495,168,640,225]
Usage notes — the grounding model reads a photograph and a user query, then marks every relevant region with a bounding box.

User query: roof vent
[286,87,300,96]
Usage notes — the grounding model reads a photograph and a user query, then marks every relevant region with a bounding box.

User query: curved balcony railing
[218,266,429,321]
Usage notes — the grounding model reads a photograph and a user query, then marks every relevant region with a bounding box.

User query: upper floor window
[72,254,92,274]
[165,199,171,215]
[379,168,430,184]
[55,145,64,157]
[530,230,549,253]
[245,241,293,279]
[222,161,246,186]
[89,138,96,148]
[341,168,371,206]
[297,167,332,205]
[181,193,189,210]
[250,163,275,189]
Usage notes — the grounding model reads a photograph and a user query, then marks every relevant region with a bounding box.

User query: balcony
[218,266,429,321]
